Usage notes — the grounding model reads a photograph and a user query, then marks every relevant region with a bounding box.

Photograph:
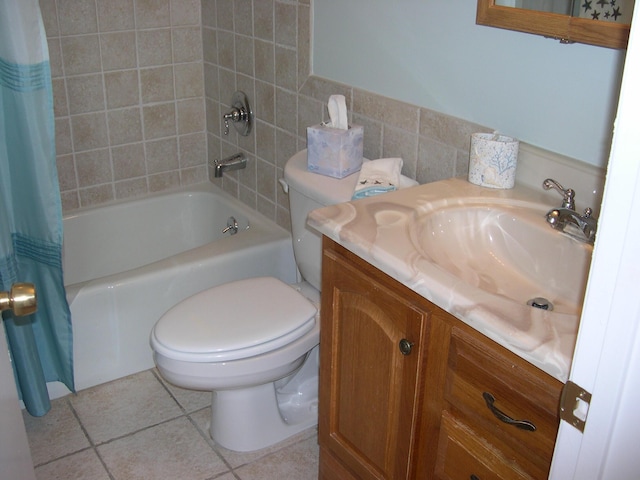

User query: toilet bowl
[151,277,319,451]
[150,150,361,452]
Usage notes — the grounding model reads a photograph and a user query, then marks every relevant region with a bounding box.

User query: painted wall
[313,0,627,167]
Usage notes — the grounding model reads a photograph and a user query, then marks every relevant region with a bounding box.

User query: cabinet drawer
[444,326,562,469]
[435,411,530,480]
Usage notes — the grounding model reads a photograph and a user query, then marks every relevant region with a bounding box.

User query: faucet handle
[543,178,576,210]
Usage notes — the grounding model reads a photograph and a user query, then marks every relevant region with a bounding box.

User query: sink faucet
[543,178,597,244]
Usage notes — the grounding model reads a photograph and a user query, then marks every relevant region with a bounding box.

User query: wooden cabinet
[319,237,433,479]
[319,238,563,480]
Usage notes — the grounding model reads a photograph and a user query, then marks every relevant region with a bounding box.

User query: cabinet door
[319,243,429,480]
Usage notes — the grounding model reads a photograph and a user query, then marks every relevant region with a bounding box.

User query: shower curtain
[0,0,74,416]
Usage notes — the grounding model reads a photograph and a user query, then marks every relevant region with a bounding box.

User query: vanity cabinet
[319,238,563,480]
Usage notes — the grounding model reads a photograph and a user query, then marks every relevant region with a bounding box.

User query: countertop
[308,177,584,382]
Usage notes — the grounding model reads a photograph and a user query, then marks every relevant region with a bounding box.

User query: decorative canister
[468,133,519,189]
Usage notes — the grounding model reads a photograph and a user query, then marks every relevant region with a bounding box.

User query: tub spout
[214,153,246,178]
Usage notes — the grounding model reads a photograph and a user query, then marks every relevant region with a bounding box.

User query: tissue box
[307,123,364,178]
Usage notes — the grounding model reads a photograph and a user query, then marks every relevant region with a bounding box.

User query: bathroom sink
[408,200,593,315]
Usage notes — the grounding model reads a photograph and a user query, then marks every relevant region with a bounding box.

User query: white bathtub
[48,183,297,399]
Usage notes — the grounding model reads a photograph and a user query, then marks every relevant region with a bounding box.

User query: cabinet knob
[399,339,414,355]
[470,475,480,480]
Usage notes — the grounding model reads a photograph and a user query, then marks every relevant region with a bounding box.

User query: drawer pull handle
[470,476,480,480]
[482,392,536,432]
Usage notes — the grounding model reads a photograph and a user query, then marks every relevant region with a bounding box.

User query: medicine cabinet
[476,0,632,49]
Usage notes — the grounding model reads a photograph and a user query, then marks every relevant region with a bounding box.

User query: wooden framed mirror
[476,0,632,49]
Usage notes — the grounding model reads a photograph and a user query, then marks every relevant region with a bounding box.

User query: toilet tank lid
[283,149,362,206]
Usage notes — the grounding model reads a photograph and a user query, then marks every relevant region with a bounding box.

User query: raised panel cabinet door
[319,243,429,480]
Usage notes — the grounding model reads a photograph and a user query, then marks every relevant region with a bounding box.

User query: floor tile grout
[24,368,319,480]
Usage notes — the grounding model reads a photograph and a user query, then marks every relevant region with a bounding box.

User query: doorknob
[0,283,37,317]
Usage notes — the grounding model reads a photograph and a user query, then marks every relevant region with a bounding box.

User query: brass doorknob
[0,283,37,317]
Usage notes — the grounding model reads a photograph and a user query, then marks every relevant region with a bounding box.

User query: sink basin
[409,200,593,315]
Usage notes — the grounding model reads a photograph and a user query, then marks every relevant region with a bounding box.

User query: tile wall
[42,0,207,211]
[44,0,491,231]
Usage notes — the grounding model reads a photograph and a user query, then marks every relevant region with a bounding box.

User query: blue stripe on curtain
[0,4,74,417]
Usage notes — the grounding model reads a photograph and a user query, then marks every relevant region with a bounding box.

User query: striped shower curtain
[0,0,74,416]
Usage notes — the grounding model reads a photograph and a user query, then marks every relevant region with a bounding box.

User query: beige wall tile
[254,40,274,83]
[275,2,296,47]
[235,35,254,77]
[97,0,135,32]
[143,103,176,139]
[254,1,274,41]
[108,108,143,146]
[47,38,64,78]
[234,0,253,35]
[137,29,172,67]
[75,149,112,187]
[56,154,77,191]
[140,66,175,103]
[135,0,171,29]
[105,70,140,108]
[66,74,105,115]
[101,32,137,71]
[275,45,296,91]
[179,132,207,168]
[115,177,149,200]
[173,27,203,63]
[55,118,73,155]
[149,171,180,191]
[61,36,101,75]
[217,30,235,70]
[177,98,205,134]
[256,158,276,201]
[39,0,59,37]
[175,62,204,99]
[171,0,201,26]
[71,112,109,152]
[112,143,146,180]
[146,138,178,173]
[216,0,234,31]
[202,27,218,64]
[201,0,217,28]
[58,0,98,35]
[52,78,69,117]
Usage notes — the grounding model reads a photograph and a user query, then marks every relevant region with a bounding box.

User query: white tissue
[327,94,348,130]
[352,158,403,199]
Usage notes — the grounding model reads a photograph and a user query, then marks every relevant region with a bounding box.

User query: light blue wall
[313,0,627,167]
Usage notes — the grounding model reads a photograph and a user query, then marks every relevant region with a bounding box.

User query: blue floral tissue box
[307,123,364,178]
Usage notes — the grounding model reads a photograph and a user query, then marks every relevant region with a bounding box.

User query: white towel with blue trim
[352,157,403,199]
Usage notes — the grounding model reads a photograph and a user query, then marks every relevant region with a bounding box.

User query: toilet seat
[151,277,317,363]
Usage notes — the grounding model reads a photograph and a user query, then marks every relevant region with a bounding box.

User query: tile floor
[23,369,319,480]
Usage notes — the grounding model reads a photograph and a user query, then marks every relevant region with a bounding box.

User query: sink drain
[527,297,554,311]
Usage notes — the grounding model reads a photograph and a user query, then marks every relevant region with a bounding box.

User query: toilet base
[210,374,318,451]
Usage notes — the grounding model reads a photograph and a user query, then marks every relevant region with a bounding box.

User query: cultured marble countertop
[308,177,582,383]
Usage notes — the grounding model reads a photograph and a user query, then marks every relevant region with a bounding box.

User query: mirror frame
[477,0,630,49]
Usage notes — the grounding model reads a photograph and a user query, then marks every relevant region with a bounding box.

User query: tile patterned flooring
[23,369,319,480]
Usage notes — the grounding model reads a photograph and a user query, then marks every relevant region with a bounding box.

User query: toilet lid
[151,277,317,362]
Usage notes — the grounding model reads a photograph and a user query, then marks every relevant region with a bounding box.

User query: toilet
[150,149,357,452]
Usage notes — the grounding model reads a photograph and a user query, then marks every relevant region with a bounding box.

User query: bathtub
[48,183,298,399]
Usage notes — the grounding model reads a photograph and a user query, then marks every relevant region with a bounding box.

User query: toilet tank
[283,150,359,291]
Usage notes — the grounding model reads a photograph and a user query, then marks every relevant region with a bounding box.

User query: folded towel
[352,157,403,199]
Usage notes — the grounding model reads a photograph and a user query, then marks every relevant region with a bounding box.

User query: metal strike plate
[560,380,591,433]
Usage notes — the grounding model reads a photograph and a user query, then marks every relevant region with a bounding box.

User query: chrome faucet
[543,178,597,244]
[214,152,247,178]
